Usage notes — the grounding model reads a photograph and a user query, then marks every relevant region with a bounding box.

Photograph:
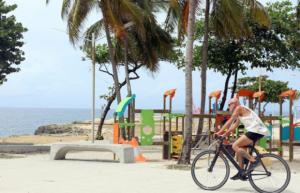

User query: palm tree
[163,0,270,164]
[196,0,210,143]
[177,0,197,164]
[81,1,175,138]
[47,0,146,104]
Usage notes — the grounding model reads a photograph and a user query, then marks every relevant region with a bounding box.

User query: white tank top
[238,105,270,136]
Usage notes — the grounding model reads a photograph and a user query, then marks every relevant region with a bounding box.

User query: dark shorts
[245,132,264,142]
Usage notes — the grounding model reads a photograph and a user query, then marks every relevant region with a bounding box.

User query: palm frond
[164,0,182,32]
[245,0,271,27]
[67,0,97,44]
[83,19,104,49]
[102,0,124,39]
[211,0,251,38]
[117,0,146,40]
[61,0,74,19]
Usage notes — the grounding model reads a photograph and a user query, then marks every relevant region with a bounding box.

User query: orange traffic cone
[129,138,146,162]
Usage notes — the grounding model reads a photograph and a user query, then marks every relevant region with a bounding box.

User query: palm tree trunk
[230,69,239,98]
[97,94,116,140]
[97,71,141,139]
[124,38,132,96]
[220,69,232,110]
[124,37,135,138]
[101,7,122,103]
[178,0,196,165]
[195,0,210,143]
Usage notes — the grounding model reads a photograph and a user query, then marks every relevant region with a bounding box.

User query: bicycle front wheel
[248,153,291,193]
[191,150,230,190]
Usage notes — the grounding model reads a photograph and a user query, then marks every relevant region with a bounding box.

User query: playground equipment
[191,90,222,153]
[253,91,265,116]
[251,89,300,161]
[162,89,185,159]
[112,89,185,160]
[140,109,155,146]
[279,89,300,161]
[113,94,146,162]
[236,89,255,109]
[113,94,136,142]
[110,87,299,162]
[209,90,222,115]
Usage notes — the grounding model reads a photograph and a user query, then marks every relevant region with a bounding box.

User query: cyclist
[215,97,270,180]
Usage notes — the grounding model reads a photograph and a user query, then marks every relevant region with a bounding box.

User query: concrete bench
[50,143,134,163]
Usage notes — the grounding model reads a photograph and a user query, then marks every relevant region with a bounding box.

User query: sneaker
[230,172,240,180]
[230,172,248,181]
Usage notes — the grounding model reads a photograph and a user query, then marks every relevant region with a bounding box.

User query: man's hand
[213,130,225,139]
[220,132,229,138]
[213,132,219,139]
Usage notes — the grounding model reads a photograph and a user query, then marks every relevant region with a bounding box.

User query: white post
[92,33,96,143]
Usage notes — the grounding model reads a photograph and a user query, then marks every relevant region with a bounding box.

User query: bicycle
[191,136,291,193]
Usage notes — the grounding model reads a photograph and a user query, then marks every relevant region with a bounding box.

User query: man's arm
[223,119,240,137]
[216,106,241,135]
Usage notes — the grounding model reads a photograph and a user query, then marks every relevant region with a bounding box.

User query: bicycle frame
[208,139,270,176]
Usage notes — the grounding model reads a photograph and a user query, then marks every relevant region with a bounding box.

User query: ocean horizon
[0,107,292,137]
[0,107,114,137]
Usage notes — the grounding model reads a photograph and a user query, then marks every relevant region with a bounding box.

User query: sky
[0,0,299,112]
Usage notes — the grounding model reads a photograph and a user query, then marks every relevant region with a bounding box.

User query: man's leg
[236,147,247,169]
[230,135,256,180]
[232,135,256,168]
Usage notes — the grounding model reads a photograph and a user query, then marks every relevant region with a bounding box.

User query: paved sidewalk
[0,151,298,193]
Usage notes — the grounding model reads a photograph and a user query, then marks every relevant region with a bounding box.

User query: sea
[0,107,293,137]
[0,107,113,137]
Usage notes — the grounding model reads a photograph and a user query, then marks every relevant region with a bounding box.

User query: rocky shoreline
[34,124,89,135]
[34,118,115,136]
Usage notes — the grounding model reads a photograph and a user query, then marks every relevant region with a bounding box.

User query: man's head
[228,98,240,113]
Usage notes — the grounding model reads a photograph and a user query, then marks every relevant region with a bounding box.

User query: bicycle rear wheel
[248,153,291,193]
[191,150,230,190]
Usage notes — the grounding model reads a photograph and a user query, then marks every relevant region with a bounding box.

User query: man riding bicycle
[215,97,270,180]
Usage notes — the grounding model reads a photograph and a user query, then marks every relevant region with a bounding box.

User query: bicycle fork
[208,149,220,172]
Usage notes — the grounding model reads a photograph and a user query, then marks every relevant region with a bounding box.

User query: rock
[34,124,88,135]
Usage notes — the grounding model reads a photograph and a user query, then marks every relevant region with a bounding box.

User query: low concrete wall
[0,145,50,154]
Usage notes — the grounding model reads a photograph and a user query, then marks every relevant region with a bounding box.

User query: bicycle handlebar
[215,135,226,141]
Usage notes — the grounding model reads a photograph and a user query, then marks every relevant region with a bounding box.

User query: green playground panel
[140,109,155,146]
[258,137,268,149]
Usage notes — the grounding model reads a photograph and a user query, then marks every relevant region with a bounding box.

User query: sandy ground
[0,146,299,193]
